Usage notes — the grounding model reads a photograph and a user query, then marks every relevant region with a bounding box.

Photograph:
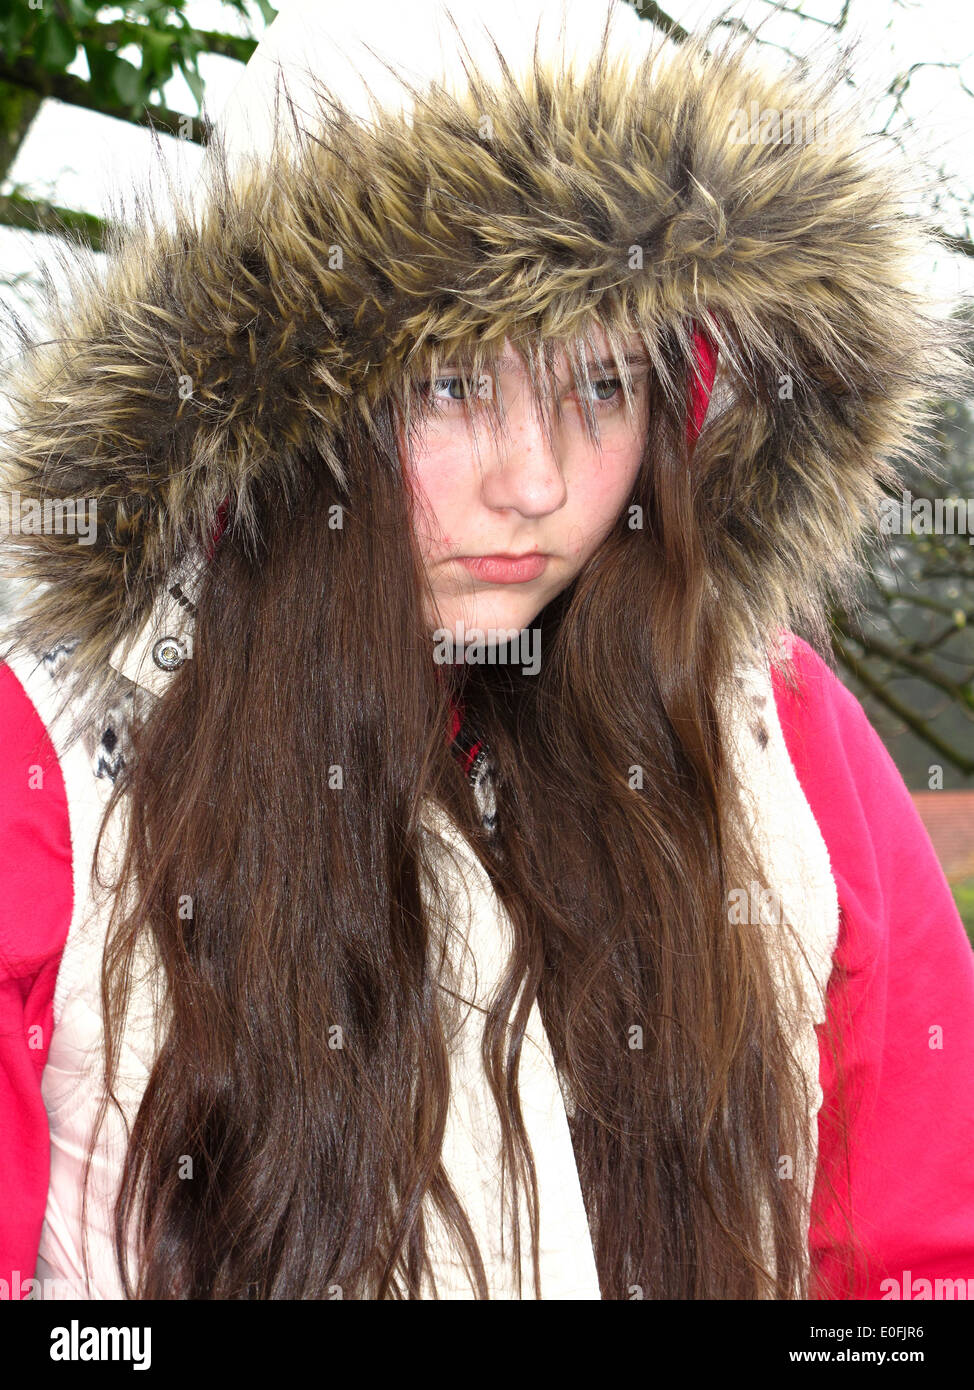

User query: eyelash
[424,374,629,412]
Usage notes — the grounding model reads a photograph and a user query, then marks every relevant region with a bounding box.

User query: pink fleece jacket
[1,633,973,1298]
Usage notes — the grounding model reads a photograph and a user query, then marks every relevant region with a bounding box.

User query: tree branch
[940,232,974,259]
[0,190,105,250]
[834,634,974,774]
[629,1,691,43]
[0,81,42,183]
[835,614,974,710]
[0,55,210,143]
[876,588,974,622]
[90,22,258,67]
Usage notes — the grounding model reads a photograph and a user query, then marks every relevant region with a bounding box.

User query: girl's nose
[479,399,569,517]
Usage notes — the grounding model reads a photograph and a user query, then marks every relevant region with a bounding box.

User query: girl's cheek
[578,449,639,513]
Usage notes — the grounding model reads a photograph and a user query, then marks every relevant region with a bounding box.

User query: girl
[1,0,973,1300]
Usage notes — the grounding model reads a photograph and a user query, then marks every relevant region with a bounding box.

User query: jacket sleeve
[771,633,974,1299]
[0,660,73,1296]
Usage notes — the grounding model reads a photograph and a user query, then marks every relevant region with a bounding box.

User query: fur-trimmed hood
[0,0,966,708]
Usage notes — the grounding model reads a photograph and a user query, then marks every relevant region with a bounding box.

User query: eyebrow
[508,352,647,370]
[446,352,651,373]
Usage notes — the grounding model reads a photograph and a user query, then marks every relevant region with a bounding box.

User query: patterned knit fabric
[448,700,499,838]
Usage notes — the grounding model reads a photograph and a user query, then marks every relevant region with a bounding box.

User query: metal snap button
[152,636,185,671]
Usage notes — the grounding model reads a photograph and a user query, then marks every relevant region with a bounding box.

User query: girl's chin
[429,602,543,635]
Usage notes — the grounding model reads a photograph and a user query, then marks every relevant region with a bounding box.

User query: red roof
[911,791,974,883]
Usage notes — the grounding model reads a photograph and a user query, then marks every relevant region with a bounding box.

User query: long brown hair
[83,336,856,1299]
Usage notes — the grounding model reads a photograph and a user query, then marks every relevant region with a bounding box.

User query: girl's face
[403,334,651,637]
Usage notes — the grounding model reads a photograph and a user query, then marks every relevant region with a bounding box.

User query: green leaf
[84,44,144,109]
[0,9,39,61]
[64,0,97,23]
[82,42,112,103]
[178,59,204,109]
[109,56,142,108]
[34,18,79,72]
[142,29,177,84]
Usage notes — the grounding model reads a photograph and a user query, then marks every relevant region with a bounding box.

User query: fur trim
[0,18,967,707]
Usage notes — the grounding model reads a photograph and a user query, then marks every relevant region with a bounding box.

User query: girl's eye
[587,376,622,405]
[431,375,477,403]
[423,372,628,411]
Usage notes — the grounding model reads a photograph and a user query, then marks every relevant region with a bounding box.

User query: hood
[0,0,965,707]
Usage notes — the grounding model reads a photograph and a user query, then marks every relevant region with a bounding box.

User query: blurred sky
[1,0,973,337]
